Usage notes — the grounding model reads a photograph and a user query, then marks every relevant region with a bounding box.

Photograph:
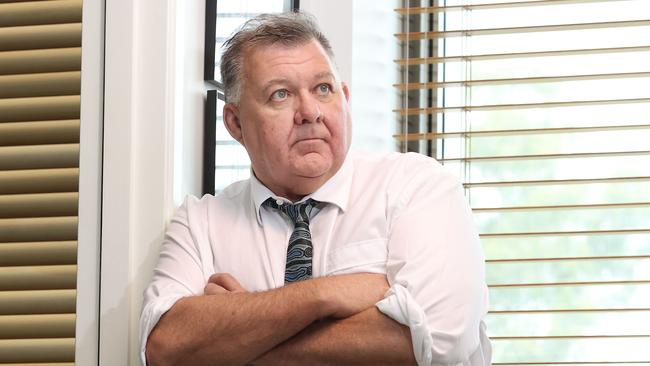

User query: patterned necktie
[264,198,320,283]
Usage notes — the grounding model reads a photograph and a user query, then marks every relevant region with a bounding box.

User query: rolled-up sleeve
[376,161,491,366]
[139,197,210,366]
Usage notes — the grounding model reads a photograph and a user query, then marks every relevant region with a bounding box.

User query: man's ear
[341,81,350,102]
[223,103,244,145]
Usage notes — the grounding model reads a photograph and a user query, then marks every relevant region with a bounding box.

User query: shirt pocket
[325,238,388,276]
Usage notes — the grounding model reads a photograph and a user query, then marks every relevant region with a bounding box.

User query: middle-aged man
[141,12,491,366]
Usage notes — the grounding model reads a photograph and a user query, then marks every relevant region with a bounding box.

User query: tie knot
[264,198,320,224]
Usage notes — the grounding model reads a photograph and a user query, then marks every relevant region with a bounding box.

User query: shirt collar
[250,152,354,225]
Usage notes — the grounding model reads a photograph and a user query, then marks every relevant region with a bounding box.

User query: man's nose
[294,94,321,125]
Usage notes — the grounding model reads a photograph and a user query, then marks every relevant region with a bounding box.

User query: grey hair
[220,11,336,104]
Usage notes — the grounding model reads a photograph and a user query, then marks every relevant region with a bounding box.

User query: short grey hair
[220,11,336,104]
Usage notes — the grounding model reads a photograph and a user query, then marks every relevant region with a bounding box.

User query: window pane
[470,181,650,207]
[491,337,650,363]
[486,258,650,285]
[469,52,650,79]
[476,206,650,233]
[440,130,650,160]
[441,26,650,56]
[215,168,250,192]
[443,0,650,29]
[443,155,650,182]
[487,311,650,337]
[215,145,249,167]
[482,233,650,260]
[435,103,650,132]
[489,284,650,311]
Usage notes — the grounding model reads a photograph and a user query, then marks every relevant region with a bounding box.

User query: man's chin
[293,161,333,180]
[294,168,329,179]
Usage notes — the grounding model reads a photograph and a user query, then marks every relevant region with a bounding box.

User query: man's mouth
[294,137,325,145]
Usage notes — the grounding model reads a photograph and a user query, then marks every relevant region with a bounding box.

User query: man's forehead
[242,40,338,82]
[262,71,336,86]
[243,38,324,59]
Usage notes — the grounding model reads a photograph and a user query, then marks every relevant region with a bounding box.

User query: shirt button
[276,199,283,205]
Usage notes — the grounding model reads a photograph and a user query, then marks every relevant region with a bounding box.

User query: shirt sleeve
[139,196,211,366]
[375,159,491,366]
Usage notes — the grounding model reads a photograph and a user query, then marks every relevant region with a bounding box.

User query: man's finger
[204,283,228,295]
[207,273,248,293]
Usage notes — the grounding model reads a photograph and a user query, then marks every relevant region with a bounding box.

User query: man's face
[223,39,352,201]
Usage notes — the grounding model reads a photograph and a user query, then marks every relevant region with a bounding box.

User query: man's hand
[314,273,389,319]
[204,273,248,294]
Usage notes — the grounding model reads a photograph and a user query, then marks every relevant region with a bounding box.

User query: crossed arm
[145,273,417,366]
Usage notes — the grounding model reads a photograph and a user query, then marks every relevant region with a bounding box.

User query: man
[141,12,491,366]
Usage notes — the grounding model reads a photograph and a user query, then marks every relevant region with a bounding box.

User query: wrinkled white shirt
[140,151,491,365]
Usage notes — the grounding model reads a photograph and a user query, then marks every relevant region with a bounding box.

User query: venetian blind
[0,0,81,364]
[396,0,650,364]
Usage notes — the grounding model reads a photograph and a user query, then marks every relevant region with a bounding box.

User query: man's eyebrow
[313,72,335,81]
[261,78,290,94]
[261,73,336,94]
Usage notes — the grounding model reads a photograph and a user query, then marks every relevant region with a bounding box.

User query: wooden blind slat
[491,335,650,340]
[490,308,650,314]
[396,19,650,40]
[0,193,78,218]
[395,0,623,13]
[473,202,650,212]
[0,265,76,291]
[0,23,81,52]
[0,216,77,242]
[395,45,650,65]
[0,95,80,123]
[0,48,81,75]
[492,362,650,365]
[0,0,69,2]
[0,0,81,28]
[0,120,80,146]
[0,144,79,170]
[0,168,79,194]
[0,71,80,99]
[464,176,650,188]
[0,0,64,2]
[486,255,650,263]
[394,71,650,89]
[0,241,77,266]
[0,364,74,366]
[439,150,650,163]
[0,314,75,339]
[480,229,650,238]
[489,280,650,288]
[394,97,650,114]
[0,338,74,363]
[394,124,650,141]
[0,289,76,315]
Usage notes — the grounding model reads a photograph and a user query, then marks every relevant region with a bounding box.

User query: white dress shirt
[140,151,491,366]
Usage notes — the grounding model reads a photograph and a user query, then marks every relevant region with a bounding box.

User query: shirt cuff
[139,294,186,366]
[375,284,434,366]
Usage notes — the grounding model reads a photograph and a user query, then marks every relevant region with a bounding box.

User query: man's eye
[271,90,288,101]
[317,84,331,95]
